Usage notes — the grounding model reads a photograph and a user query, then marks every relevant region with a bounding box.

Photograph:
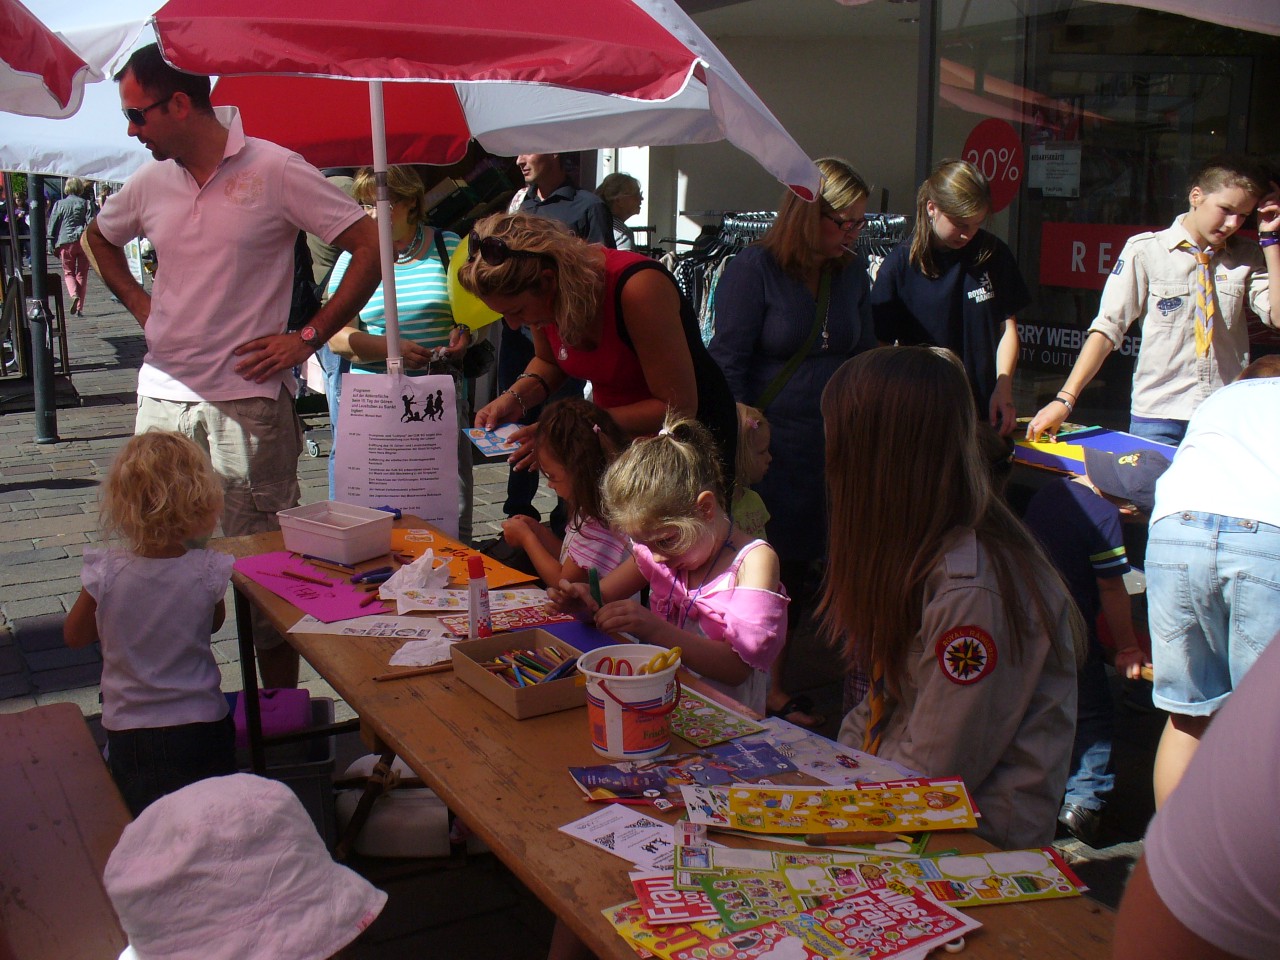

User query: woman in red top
[462,212,736,485]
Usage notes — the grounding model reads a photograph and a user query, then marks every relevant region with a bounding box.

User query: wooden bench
[0,703,130,960]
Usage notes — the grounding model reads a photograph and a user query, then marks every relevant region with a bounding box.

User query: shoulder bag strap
[754,266,832,411]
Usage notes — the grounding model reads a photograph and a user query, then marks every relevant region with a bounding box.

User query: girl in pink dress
[550,416,788,714]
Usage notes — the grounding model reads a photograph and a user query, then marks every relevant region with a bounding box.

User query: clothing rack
[663,211,912,344]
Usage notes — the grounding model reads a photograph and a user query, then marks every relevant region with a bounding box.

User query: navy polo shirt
[871,231,1029,409]
[520,183,615,247]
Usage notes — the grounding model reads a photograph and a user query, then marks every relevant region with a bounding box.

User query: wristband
[515,371,551,400]
[1052,396,1074,413]
[452,322,472,336]
[1057,388,1077,400]
[1260,236,1280,248]
[1259,229,1278,238]
[503,388,529,416]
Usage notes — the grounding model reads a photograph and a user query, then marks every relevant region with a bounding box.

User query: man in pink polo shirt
[83,44,380,687]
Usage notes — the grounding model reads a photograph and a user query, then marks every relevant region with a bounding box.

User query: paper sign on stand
[335,373,459,538]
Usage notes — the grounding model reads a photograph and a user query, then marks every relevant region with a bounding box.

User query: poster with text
[335,373,459,538]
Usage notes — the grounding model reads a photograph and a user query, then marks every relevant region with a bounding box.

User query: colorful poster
[725,778,979,834]
[569,740,797,808]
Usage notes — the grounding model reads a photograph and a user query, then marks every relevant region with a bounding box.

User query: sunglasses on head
[122,93,175,127]
[467,232,543,267]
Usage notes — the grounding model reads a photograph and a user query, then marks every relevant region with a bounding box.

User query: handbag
[754,266,832,411]
[434,230,496,379]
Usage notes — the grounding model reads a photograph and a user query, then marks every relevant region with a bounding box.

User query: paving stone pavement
[1,272,1155,952]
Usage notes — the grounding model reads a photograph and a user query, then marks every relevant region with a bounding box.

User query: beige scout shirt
[838,528,1078,850]
[1088,216,1272,421]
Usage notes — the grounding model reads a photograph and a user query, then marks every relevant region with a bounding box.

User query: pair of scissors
[596,656,634,676]
[638,647,681,675]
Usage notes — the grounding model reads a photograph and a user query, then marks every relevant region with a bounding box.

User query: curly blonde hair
[602,415,724,555]
[456,213,605,347]
[100,432,223,555]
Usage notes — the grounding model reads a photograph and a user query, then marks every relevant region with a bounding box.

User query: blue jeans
[1128,416,1187,446]
[107,715,236,816]
[1063,647,1115,812]
[1147,512,1280,715]
[317,344,348,500]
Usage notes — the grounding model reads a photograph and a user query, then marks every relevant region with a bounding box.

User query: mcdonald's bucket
[577,644,681,760]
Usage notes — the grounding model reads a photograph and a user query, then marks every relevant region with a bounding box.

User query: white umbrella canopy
[0,0,95,118]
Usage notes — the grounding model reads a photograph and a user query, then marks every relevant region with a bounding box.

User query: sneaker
[1057,803,1103,847]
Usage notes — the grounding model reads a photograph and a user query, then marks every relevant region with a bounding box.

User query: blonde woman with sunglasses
[460,213,737,491]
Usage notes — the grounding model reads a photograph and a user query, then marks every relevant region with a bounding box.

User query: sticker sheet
[438,602,575,636]
[463,423,522,458]
[672,844,928,894]
[665,886,980,960]
[849,847,1087,909]
[670,689,765,747]
[725,778,979,834]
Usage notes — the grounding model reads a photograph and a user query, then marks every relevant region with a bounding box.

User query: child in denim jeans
[64,431,235,815]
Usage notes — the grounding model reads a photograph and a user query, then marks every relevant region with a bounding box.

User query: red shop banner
[1039,222,1154,291]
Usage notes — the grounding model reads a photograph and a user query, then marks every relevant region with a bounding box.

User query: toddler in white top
[65,431,236,815]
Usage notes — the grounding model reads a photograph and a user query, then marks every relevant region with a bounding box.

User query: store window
[927,0,1280,424]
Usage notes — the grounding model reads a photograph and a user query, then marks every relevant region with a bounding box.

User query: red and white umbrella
[0,0,93,118]
[148,0,818,366]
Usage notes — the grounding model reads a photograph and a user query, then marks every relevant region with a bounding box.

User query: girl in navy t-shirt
[871,159,1030,436]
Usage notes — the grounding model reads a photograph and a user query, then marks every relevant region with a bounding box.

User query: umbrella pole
[368,80,402,376]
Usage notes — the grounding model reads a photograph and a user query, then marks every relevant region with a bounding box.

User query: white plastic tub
[276,501,393,565]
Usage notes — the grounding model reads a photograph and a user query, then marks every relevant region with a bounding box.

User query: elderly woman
[48,177,93,316]
[462,212,735,485]
[325,165,475,539]
[596,172,643,251]
[708,156,877,728]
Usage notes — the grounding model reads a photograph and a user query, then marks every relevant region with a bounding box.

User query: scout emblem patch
[935,625,997,684]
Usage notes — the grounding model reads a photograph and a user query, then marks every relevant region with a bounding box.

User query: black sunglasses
[122,93,175,127]
[467,232,543,267]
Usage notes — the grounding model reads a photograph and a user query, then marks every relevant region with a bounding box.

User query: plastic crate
[241,697,338,849]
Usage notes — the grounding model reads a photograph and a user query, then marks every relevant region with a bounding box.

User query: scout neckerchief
[1179,239,1218,358]
[862,660,888,755]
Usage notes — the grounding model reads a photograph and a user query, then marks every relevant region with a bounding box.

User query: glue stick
[467,554,492,639]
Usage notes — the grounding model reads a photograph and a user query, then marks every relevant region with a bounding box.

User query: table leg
[233,585,266,775]
[333,747,399,861]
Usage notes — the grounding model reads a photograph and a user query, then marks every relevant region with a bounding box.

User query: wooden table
[219,525,1115,959]
[0,703,130,960]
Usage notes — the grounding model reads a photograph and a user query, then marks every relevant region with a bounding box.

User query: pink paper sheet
[234,551,393,623]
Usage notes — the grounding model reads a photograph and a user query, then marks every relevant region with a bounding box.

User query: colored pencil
[281,569,332,586]
[373,662,453,682]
